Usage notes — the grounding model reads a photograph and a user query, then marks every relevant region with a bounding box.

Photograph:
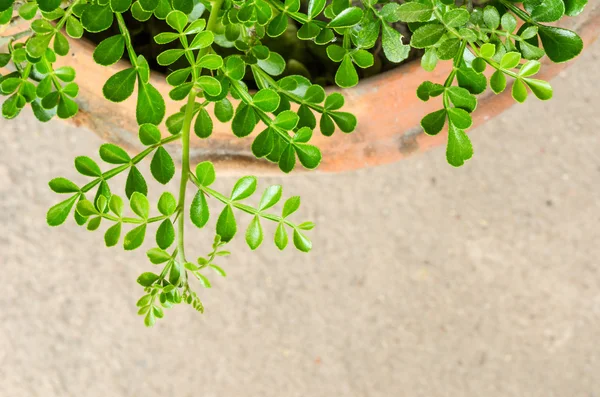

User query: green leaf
[307,0,325,19]
[447,107,472,129]
[171,0,192,13]
[137,271,159,287]
[76,199,98,216]
[483,5,500,29]
[420,109,446,135]
[246,216,263,250]
[267,13,288,37]
[282,196,300,217]
[110,0,131,12]
[99,143,130,164]
[216,205,236,242]
[521,26,539,40]
[257,52,286,76]
[137,82,165,125]
[278,144,296,173]
[49,177,79,193]
[326,45,346,62]
[223,57,245,82]
[47,195,78,226]
[124,224,147,250]
[190,190,210,228]
[381,24,410,63]
[130,191,149,219]
[231,104,257,137]
[512,78,528,103]
[446,124,473,167]
[421,48,438,71]
[81,4,113,33]
[480,43,496,59]
[457,67,487,95]
[416,81,444,101]
[324,92,344,110]
[150,146,175,184]
[197,54,223,69]
[274,223,288,250]
[109,195,124,216]
[189,31,214,50]
[501,12,517,33]
[258,185,282,211]
[194,107,213,138]
[436,38,461,61]
[443,8,470,28]
[157,192,177,216]
[57,94,78,119]
[139,123,161,145]
[154,32,179,44]
[253,89,280,113]
[538,26,583,63]
[139,0,158,11]
[500,52,521,69]
[166,10,187,32]
[231,176,257,201]
[26,34,52,58]
[157,49,184,66]
[273,110,299,130]
[472,57,487,73]
[490,70,507,94]
[524,78,553,100]
[147,247,171,264]
[125,166,148,198]
[410,24,446,48]
[335,55,358,88]
[131,1,152,21]
[156,219,175,249]
[36,0,60,12]
[525,0,565,22]
[214,98,234,122]
[396,1,432,22]
[104,222,122,247]
[75,156,101,177]
[294,144,321,169]
[195,161,216,186]
[197,76,222,96]
[329,111,356,133]
[563,0,587,16]
[327,6,362,28]
[252,128,274,157]
[53,32,69,56]
[297,21,322,40]
[103,68,136,102]
[446,87,477,112]
[519,60,541,77]
[292,229,311,252]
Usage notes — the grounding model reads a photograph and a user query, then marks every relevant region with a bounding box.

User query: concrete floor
[1,39,600,396]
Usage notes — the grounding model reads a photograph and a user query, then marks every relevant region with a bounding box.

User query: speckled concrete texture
[1,40,600,397]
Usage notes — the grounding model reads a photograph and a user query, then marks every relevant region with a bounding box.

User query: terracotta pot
[3,4,600,174]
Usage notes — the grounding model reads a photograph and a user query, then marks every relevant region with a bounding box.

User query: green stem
[55,0,82,30]
[116,13,139,68]
[499,0,533,23]
[175,0,225,268]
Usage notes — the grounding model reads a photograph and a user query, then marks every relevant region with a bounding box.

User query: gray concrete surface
[1,40,600,397]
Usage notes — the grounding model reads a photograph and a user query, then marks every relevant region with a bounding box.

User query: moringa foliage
[0,0,587,325]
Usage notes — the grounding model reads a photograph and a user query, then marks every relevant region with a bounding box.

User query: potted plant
[0,0,595,326]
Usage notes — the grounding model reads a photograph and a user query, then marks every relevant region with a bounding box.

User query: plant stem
[176,91,196,266]
[175,0,225,268]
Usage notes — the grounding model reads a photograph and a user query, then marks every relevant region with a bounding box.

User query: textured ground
[1,40,600,397]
